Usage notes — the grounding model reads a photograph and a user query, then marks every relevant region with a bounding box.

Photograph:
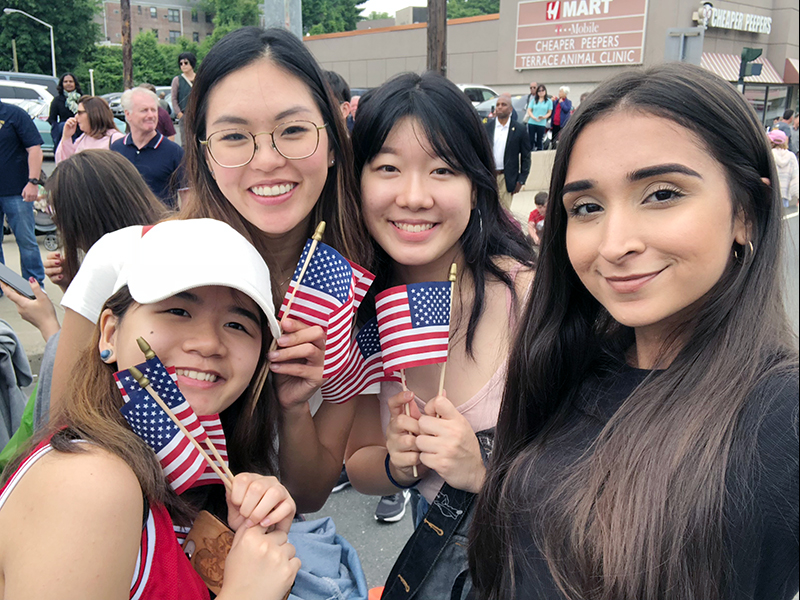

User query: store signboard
[516,0,649,70]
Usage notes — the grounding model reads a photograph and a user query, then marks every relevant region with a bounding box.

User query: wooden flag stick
[129,366,233,489]
[138,338,235,482]
[400,369,418,478]
[437,263,458,397]
[256,221,327,406]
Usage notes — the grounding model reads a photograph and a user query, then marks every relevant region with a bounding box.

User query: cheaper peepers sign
[515,0,649,70]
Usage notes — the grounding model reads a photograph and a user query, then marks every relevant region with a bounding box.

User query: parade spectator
[47,73,82,151]
[325,70,352,127]
[52,27,372,514]
[550,85,573,147]
[772,109,794,151]
[110,87,184,208]
[527,190,547,244]
[524,84,552,151]
[522,81,537,143]
[486,93,531,210]
[0,219,300,600]
[55,96,123,163]
[171,52,196,145]
[157,90,171,115]
[139,83,176,141]
[769,129,799,207]
[347,72,534,598]
[0,98,45,286]
[348,95,361,132]
[471,62,799,600]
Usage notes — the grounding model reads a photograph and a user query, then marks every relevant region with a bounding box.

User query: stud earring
[100,349,113,362]
[330,158,336,166]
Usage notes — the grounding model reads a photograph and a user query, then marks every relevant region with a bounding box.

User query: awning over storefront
[785,58,799,85]
[700,52,783,84]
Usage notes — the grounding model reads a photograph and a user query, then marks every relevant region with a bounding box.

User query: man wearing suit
[485,94,531,210]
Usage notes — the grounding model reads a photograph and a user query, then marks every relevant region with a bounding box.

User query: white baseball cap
[113,219,281,340]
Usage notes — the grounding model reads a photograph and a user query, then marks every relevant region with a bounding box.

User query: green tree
[303,0,366,34]
[159,36,199,77]
[73,44,123,95]
[199,0,259,28]
[447,0,498,19]
[132,31,170,85]
[0,0,100,76]
[367,11,390,19]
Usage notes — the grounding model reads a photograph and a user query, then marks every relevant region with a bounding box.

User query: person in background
[525,84,552,152]
[550,85,573,148]
[110,87,184,208]
[48,73,82,151]
[157,90,171,116]
[171,52,196,146]
[527,191,547,244]
[792,114,799,160]
[139,83,176,142]
[0,98,45,287]
[348,95,361,132]
[523,81,537,146]
[470,62,798,600]
[486,93,532,210]
[772,109,794,151]
[55,96,123,163]
[325,70,352,132]
[768,129,799,207]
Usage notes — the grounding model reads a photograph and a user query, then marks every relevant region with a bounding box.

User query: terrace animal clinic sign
[516,0,649,70]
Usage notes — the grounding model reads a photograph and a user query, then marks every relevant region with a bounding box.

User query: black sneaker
[332,465,351,493]
[374,490,411,523]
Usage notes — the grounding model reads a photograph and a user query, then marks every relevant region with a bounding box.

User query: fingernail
[28,277,36,284]
[260,518,271,527]
[404,391,414,400]
[244,519,255,528]
[268,351,279,360]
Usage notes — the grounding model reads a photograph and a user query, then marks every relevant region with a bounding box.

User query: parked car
[103,92,125,120]
[474,93,528,121]
[457,84,498,106]
[0,71,58,97]
[0,80,54,106]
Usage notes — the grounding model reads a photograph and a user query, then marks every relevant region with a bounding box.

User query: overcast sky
[359,0,426,18]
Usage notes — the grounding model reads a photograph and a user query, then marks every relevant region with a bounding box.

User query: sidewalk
[0,234,64,378]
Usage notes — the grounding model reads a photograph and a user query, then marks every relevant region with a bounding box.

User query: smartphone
[0,263,35,300]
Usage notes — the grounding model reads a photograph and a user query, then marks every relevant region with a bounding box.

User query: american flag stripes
[375,281,453,373]
[321,318,401,404]
[115,358,228,493]
[277,239,374,378]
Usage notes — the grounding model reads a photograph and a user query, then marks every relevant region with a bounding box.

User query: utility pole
[427,0,446,75]
[121,0,133,89]
[11,39,18,72]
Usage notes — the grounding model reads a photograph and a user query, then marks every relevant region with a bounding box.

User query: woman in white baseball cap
[0,219,299,600]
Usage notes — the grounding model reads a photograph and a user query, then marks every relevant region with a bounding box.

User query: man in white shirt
[484,94,531,210]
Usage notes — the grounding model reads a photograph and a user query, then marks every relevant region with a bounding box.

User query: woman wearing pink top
[55,96,124,163]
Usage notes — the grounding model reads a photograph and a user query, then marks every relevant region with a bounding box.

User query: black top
[0,99,44,196]
[510,361,799,600]
[47,94,75,126]
[110,133,184,207]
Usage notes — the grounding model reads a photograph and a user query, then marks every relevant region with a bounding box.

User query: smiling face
[203,58,332,237]
[361,117,472,282]
[562,111,746,340]
[100,286,263,416]
[125,91,159,137]
[62,75,76,93]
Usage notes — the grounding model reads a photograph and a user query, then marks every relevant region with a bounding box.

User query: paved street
[1,156,797,590]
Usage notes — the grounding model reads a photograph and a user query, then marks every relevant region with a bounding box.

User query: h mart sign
[516,0,648,70]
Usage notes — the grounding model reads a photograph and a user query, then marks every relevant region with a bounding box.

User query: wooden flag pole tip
[312,221,326,241]
[137,337,156,360]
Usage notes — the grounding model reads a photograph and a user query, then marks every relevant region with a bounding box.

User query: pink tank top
[0,440,210,600]
[378,264,527,503]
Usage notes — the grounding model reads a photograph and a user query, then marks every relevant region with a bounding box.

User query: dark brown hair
[470,63,797,600]
[77,95,117,138]
[181,27,371,275]
[46,149,168,283]
[2,285,280,525]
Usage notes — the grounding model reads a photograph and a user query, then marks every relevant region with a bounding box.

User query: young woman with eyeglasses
[51,27,372,512]
[470,63,798,600]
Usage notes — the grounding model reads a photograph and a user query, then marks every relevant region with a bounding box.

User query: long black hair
[352,72,534,354]
[56,72,81,96]
[182,26,371,268]
[470,62,797,600]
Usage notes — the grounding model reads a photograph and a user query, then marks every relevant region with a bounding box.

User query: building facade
[97,0,214,46]
[304,0,798,125]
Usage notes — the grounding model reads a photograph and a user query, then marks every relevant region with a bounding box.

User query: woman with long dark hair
[524,84,552,152]
[469,62,798,600]
[48,72,82,150]
[346,72,534,596]
[52,27,372,512]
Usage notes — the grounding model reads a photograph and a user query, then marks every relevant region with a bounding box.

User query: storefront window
[743,84,790,128]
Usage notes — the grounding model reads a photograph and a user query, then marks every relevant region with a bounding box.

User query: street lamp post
[3,8,56,77]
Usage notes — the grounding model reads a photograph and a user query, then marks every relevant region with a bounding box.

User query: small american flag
[375,281,452,373]
[278,240,374,378]
[116,358,228,492]
[321,318,400,404]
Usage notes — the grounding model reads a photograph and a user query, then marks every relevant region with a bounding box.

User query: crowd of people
[0,25,797,600]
